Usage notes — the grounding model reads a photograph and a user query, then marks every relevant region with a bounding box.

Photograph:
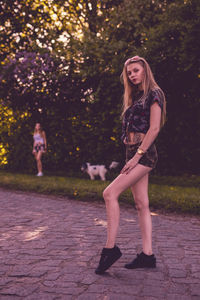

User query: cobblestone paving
[0,188,199,300]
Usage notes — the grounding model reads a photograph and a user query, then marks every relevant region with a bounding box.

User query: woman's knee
[36,156,41,162]
[103,188,110,201]
[134,195,149,211]
[103,187,116,202]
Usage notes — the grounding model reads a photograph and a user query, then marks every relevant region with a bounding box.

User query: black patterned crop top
[121,88,164,142]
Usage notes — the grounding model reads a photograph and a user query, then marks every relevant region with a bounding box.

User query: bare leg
[103,164,152,248]
[36,151,43,173]
[34,153,38,172]
[131,174,152,255]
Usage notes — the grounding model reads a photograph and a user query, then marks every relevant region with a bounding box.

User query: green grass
[149,174,200,188]
[0,171,199,215]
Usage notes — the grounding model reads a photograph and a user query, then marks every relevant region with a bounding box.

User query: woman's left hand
[120,155,140,175]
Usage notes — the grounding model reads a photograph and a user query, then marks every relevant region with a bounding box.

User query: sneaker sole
[95,252,122,274]
[124,263,156,269]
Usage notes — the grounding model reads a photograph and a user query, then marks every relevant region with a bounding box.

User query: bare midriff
[126,131,145,145]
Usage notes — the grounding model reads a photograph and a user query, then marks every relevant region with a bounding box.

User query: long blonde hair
[121,56,166,127]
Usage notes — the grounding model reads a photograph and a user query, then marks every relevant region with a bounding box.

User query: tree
[1,0,200,174]
[144,0,200,173]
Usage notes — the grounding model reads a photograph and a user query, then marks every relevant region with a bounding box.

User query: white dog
[81,161,119,181]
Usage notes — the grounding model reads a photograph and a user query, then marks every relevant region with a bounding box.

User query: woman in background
[32,123,47,176]
[95,56,166,274]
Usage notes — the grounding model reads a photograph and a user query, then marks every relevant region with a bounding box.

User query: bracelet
[137,148,145,155]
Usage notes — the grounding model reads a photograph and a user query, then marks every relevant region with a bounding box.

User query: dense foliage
[0,0,199,175]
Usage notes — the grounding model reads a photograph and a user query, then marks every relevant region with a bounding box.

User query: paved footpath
[0,188,199,300]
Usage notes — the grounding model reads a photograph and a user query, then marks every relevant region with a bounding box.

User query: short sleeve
[150,89,164,111]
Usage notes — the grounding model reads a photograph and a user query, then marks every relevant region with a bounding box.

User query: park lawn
[0,171,199,215]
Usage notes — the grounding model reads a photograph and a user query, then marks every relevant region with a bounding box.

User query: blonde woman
[95,56,166,274]
[32,123,47,176]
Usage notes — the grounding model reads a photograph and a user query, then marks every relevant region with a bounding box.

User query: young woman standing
[95,56,166,274]
[32,123,47,176]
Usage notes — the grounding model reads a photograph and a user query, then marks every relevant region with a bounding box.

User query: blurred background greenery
[0,0,200,176]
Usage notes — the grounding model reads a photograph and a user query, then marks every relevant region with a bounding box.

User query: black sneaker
[124,252,156,269]
[95,245,122,274]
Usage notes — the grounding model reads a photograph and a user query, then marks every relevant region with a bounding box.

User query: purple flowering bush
[0,50,88,171]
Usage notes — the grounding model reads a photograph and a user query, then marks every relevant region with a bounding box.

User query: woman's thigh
[104,164,152,198]
[131,173,149,206]
[37,151,43,160]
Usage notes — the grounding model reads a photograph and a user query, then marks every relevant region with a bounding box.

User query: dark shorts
[34,144,45,153]
[126,142,158,169]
